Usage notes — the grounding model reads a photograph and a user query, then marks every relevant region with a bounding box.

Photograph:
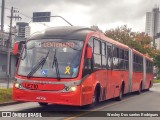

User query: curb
[153,83,160,85]
[0,101,26,107]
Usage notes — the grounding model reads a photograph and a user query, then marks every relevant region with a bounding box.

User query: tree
[104,25,157,57]
[153,52,160,77]
[154,54,160,69]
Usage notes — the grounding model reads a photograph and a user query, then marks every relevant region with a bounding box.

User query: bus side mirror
[12,42,19,55]
[86,46,93,59]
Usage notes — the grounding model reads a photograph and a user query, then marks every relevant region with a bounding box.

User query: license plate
[22,82,38,90]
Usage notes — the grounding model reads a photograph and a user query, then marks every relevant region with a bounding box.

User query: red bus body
[13,26,153,106]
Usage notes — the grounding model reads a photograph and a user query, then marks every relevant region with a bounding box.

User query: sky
[1,0,160,34]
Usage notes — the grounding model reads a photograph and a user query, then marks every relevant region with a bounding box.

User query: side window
[88,38,93,48]
[124,50,129,70]
[119,49,124,59]
[84,38,93,68]
[83,38,93,76]
[124,51,129,60]
[107,45,112,69]
[101,42,106,69]
[102,42,106,55]
[146,60,153,73]
[133,54,143,72]
[94,39,100,54]
[133,54,137,72]
[113,46,119,69]
[118,49,125,69]
[93,39,101,69]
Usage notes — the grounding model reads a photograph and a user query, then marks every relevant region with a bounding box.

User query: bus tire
[146,81,151,91]
[116,84,124,101]
[38,102,48,106]
[137,82,142,94]
[82,85,100,109]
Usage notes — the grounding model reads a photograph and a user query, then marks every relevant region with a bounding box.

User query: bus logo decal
[65,66,70,74]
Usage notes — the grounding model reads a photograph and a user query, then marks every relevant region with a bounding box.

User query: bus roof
[100,33,129,49]
[28,26,95,41]
[28,26,153,61]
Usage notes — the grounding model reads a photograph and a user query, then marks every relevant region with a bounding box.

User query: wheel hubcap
[92,95,96,103]
[120,90,122,98]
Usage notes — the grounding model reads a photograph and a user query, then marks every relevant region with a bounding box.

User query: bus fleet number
[23,83,38,90]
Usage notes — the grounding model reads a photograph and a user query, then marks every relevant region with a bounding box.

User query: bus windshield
[18,39,84,78]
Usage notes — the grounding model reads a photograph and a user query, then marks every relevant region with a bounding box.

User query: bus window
[124,50,129,70]
[102,42,106,69]
[113,46,119,69]
[83,39,94,76]
[119,49,125,70]
[88,38,93,48]
[94,39,100,54]
[107,45,112,69]
[102,42,106,55]
[93,39,101,69]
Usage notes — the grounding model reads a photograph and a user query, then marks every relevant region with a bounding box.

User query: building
[16,22,30,38]
[145,7,160,49]
[0,31,9,47]
[25,26,31,38]
[0,51,17,80]
[0,31,24,80]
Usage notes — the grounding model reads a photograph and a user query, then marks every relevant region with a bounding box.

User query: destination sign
[42,42,75,48]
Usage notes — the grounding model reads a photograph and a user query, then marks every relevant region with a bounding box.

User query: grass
[153,79,160,83]
[0,88,12,103]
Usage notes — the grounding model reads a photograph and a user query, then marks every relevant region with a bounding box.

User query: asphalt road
[1,83,160,120]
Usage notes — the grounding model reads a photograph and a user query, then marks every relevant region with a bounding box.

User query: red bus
[13,26,153,107]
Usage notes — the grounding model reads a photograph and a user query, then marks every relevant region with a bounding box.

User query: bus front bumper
[13,86,82,106]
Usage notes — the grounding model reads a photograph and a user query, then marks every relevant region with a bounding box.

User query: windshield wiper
[52,49,60,80]
[27,50,50,78]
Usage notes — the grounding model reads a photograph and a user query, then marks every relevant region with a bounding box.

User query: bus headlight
[15,83,22,89]
[70,86,77,91]
[65,86,77,92]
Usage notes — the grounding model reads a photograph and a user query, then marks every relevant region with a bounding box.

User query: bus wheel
[137,83,142,94]
[82,86,100,109]
[92,89,99,105]
[146,81,151,91]
[38,102,48,106]
[116,86,123,101]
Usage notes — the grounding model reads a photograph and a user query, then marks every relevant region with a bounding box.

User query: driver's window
[83,38,93,76]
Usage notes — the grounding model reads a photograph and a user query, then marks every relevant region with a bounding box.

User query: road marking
[64,92,149,120]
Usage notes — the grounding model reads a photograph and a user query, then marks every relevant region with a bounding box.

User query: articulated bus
[13,26,153,107]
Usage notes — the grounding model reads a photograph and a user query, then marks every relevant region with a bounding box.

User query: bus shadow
[19,90,152,116]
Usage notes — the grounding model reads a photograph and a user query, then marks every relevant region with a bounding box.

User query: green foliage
[104,25,160,76]
[153,79,160,83]
[104,25,156,57]
[0,88,12,103]
[153,54,160,68]
[153,53,160,74]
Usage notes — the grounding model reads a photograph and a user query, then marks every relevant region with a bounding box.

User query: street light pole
[1,0,5,31]
[6,6,13,88]
[1,0,5,46]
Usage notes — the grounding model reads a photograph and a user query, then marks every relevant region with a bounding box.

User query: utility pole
[1,0,5,31]
[7,7,21,88]
[1,0,5,46]
[6,7,13,88]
